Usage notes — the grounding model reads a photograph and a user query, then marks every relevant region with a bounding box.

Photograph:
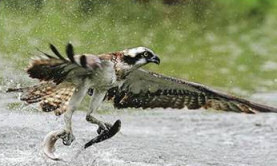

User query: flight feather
[105,69,277,113]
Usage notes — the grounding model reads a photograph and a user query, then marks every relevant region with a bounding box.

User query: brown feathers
[8,43,104,115]
[27,44,102,84]
[8,82,76,116]
[27,58,69,84]
[27,43,74,84]
[40,83,75,116]
[105,69,277,113]
[14,82,57,104]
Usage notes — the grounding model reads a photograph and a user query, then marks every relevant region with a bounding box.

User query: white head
[122,47,160,67]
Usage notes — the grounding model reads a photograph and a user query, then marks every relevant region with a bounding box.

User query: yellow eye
[143,52,149,57]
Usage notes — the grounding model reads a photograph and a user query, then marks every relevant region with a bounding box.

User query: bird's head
[122,47,160,68]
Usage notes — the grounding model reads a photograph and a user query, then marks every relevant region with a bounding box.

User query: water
[1,92,277,166]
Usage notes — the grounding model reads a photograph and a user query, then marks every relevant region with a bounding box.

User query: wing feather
[66,43,75,63]
[7,82,76,116]
[49,44,66,61]
[105,69,277,113]
[27,44,102,84]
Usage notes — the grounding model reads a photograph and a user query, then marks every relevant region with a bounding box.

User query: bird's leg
[86,90,110,134]
[59,105,76,146]
[59,84,88,145]
[84,89,121,148]
[43,84,88,160]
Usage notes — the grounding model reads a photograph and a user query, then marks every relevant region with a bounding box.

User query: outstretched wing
[27,43,101,84]
[105,69,277,113]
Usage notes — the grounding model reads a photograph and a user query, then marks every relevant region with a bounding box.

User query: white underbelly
[89,62,117,89]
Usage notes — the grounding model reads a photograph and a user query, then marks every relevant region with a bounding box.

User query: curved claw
[42,130,65,160]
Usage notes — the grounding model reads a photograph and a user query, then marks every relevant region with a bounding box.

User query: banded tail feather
[40,83,76,116]
[7,82,76,116]
[7,82,57,103]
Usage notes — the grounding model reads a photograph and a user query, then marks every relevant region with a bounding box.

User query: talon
[97,122,112,134]
[60,131,75,146]
[85,120,121,149]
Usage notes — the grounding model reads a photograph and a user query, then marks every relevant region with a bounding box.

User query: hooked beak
[148,55,160,65]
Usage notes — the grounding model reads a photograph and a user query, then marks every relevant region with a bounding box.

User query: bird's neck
[99,52,140,80]
[110,52,138,80]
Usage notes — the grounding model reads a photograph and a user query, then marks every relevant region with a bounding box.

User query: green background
[1,0,277,97]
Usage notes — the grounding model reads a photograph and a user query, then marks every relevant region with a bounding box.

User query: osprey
[7,43,277,160]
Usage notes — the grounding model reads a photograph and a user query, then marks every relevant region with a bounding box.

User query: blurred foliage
[1,0,277,95]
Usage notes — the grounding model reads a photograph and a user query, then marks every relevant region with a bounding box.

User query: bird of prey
[7,43,277,160]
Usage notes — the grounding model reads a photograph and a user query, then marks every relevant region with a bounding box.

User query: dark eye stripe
[123,51,155,65]
[123,55,142,65]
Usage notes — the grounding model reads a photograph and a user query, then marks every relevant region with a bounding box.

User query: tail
[7,82,76,116]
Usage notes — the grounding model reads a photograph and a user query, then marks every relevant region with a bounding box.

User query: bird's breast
[88,61,117,89]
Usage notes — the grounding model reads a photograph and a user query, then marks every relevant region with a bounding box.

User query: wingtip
[66,42,73,47]
[66,43,75,63]
[35,46,54,59]
[49,43,55,50]
[49,43,66,61]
